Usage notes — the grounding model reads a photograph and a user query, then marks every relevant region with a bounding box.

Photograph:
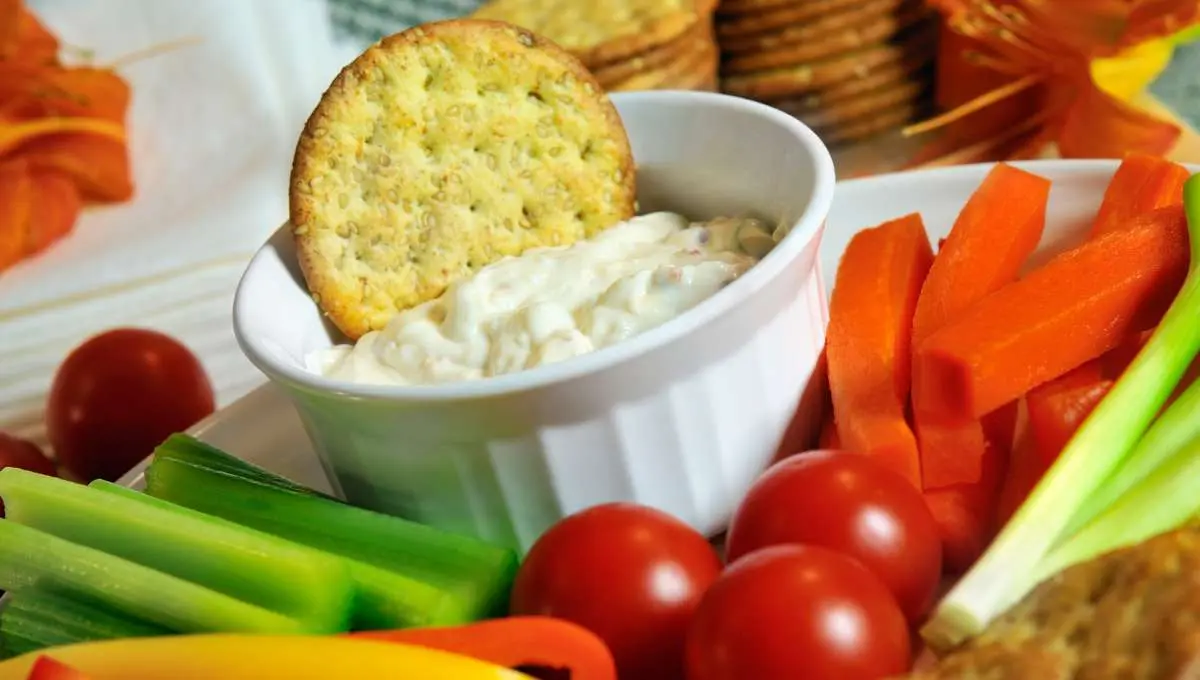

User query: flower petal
[1056,79,1182,158]
[17,132,133,202]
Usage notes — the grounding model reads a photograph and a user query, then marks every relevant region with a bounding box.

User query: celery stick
[1065,377,1200,536]
[0,520,299,634]
[0,468,354,634]
[0,587,171,659]
[145,455,519,623]
[1033,435,1200,583]
[153,434,331,498]
[0,632,42,660]
[93,477,460,630]
[921,173,1200,651]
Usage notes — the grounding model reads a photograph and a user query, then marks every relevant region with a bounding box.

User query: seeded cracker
[290,20,636,340]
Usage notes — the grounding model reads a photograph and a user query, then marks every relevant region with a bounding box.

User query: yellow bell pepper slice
[0,635,533,680]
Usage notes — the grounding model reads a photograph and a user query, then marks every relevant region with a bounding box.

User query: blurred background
[2,0,1198,459]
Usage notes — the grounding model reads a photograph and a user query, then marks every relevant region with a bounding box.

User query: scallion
[921,172,1200,651]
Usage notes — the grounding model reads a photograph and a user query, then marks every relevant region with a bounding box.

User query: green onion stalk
[920,172,1200,652]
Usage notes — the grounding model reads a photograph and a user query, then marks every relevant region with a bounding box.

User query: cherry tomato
[47,328,215,483]
[0,433,57,517]
[686,544,911,680]
[725,450,942,622]
[510,503,722,680]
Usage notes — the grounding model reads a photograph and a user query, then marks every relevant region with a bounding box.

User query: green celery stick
[153,434,331,498]
[0,631,46,660]
[0,468,354,634]
[1034,434,1200,583]
[0,587,172,656]
[145,454,519,623]
[1064,377,1200,536]
[0,520,299,634]
[0,587,171,659]
[93,479,460,630]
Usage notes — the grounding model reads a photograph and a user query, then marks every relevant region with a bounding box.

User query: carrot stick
[914,204,1191,420]
[980,402,1018,461]
[350,617,617,680]
[911,163,1049,489]
[1090,153,1189,237]
[923,440,1005,574]
[827,213,934,487]
[994,426,1038,529]
[1026,366,1112,469]
[911,164,1050,338]
[997,334,1148,527]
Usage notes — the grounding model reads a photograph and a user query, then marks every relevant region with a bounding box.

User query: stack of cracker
[715,0,939,146]
[470,0,721,93]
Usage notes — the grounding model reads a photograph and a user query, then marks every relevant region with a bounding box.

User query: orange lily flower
[0,0,133,274]
[907,0,1200,167]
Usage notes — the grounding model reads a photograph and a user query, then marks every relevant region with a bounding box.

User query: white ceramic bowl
[232,91,836,552]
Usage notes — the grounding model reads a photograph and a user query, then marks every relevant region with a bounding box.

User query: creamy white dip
[306,212,777,386]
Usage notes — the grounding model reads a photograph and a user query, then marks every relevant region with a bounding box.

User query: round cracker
[810,97,930,146]
[773,58,933,110]
[719,22,936,101]
[609,30,717,91]
[717,0,863,33]
[592,21,711,87]
[290,20,637,340]
[775,79,929,128]
[472,0,709,69]
[720,0,907,55]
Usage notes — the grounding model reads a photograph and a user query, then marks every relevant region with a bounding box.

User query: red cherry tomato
[0,433,57,517]
[725,450,942,622]
[47,328,215,483]
[686,544,911,680]
[510,503,722,680]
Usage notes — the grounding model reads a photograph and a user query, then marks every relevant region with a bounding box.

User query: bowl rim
[233,90,837,402]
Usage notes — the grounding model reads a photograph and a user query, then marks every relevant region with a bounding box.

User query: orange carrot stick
[915,204,1190,420]
[1090,153,1189,237]
[827,213,934,487]
[911,164,1050,337]
[923,440,1005,574]
[1026,365,1112,469]
[996,364,1112,526]
[994,426,1038,530]
[911,163,1049,489]
[350,617,617,680]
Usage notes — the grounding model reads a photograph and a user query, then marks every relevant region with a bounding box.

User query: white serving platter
[118,159,1170,493]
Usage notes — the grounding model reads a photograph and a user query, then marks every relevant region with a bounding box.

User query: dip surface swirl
[307,212,775,385]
